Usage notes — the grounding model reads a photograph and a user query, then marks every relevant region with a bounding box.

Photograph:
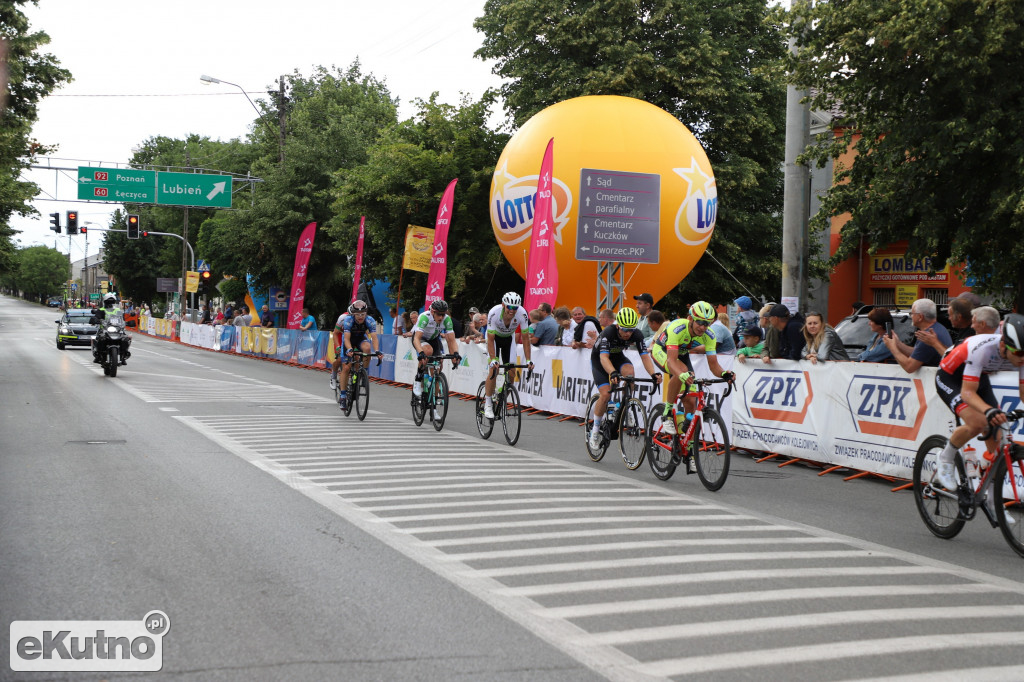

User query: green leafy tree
[788,0,1024,308]
[329,92,516,315]
[202,63,400,322]
[14,244,66,300]
[475,0,787,308]
[100,210,165,303]
[0,0,72,275]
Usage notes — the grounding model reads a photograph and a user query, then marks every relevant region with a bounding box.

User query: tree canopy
[0,0,71,275]
[5,243,66,300]
[788,0,1024,308]
[476,0,788,307]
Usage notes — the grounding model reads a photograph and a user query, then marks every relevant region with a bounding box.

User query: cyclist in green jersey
[651,301,735,435]
[411,299,461,397]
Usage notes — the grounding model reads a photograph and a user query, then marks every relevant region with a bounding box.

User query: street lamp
[201,74,285,163]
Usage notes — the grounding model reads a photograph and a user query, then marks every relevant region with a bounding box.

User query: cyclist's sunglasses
[1008,344,1024,357]
[505,304,519,312]
[618,326,638,333]
[691,318,711,328]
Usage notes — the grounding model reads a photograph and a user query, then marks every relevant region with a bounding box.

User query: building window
[922,288,948,305]
[873,289,896,307]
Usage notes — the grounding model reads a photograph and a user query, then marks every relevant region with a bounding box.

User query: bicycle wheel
[646,403,677,481]
[355,369,370,421]
[993,453,1024,557]
[619,398,647,470]
[692,408,731,491]
[475,382,494,439]
[431,372,449,431]
[411,376,427,426]
[912,435,967,539]
[502,385,523,446]
[584,395,607,462]
[343,370,355,417]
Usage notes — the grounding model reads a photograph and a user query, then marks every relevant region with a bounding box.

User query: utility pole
[180,149,191,319]
[781,11,812,314]
[278,75,286,164]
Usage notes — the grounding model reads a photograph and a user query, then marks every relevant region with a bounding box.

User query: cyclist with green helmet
[651,301,735,435]
[588,307,662,449]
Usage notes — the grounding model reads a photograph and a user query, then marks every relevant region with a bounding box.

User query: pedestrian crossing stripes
[176,411,1024,682]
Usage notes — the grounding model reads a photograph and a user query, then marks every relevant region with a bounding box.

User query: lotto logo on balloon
[491,161,572,247]
[489,95,717,307]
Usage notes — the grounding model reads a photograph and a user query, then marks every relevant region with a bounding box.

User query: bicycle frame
[488,363,532,418]
[651,378,732,455]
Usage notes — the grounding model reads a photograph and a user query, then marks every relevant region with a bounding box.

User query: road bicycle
[913,410,1024,557]
[335,350,381,421]
[584,376,659,470]
[646,377,733,491]
[411,353,458,431]
[475,363,532,446]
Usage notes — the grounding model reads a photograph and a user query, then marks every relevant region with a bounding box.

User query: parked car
[46,298,63,308]
[834,308,916,358]
[55,308,99,350]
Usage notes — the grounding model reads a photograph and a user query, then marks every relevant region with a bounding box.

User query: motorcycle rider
[91,293,131,365]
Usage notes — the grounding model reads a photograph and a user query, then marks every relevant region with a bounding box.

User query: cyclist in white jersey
[932,308,1024,491]
[483,292,534,419]
[412,299,460,397]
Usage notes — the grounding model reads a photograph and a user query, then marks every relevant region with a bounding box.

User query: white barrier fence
[174,323,1024,481]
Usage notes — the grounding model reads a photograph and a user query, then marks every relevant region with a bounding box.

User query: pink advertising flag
[424,178,458,309]
[523,138,558,311]
[351,216,366,303]
[286,222,317,329]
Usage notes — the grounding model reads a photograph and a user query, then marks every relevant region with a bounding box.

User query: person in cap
[633,293,655,343]
[736,325,766,362]
[733,296,759,340]
[762,303,805,362]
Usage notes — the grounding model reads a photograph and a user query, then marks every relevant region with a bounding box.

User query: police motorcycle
[91,294,132,377]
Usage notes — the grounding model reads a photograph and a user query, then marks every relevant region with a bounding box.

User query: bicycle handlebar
[346,350,384,367]
[670,376,735,400]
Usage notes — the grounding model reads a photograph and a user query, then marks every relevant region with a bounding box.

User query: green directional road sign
[77,167,157,203]
[157,172,232,208]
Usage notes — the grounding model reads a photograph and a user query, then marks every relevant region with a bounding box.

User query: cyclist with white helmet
[651,301,735,435]
[482,292,534,419]
[588,307,662,449]
[331,300,381,407]
[932,309,1024,492]
[412,300,461,397]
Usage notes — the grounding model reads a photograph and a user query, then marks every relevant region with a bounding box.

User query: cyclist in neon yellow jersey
[483,292,534,419]
[651,301,734,435]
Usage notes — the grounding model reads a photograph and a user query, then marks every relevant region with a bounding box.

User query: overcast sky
[16,0,501,261]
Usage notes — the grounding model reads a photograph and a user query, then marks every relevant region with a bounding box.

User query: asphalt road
[3,294,1024,681]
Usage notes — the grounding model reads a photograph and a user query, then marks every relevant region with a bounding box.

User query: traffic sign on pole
[157,172,232,208]
[575,168,661,264]
[77,167,157,202]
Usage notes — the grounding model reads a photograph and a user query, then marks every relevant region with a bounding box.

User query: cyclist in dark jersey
[331,300,381,407]
[588,307,662,449]
[932,308,1024,490]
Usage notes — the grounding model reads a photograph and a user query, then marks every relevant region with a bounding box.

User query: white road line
[285,461,568,473]
[632,632,1024,678]
[856,664,1024,682]
[315,472,597,485]
[541,584,1008,620]
[425,525,788,547]
[331,481,635,495]
[343,488,683,503]
[470,550,880,578]
[400,513,757,534]
[361,496,681,512]
[380,504,704,522]
[500,565,946,598]
[443,536,839,562]
[584,604,1024,646]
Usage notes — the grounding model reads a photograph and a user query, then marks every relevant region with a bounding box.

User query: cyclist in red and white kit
[932,308,1024,491]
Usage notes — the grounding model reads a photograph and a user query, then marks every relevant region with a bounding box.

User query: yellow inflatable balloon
[490,95,717,310]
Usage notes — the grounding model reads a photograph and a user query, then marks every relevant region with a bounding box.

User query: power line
[49,92,265,98]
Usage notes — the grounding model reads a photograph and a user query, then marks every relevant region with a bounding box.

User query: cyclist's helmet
[348,299,368,314]
[430,299,449,314]
[103,293,118,306]
[689,301,716,324]
[502,291,522,309]
[615,307,639,330]
[1003,313,1024,352]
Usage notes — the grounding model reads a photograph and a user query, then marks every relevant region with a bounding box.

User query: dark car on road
[56,308,99,350]
[834,307,917,359]
[46,298,62,307]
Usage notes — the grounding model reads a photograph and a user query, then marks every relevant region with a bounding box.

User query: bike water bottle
[608,401,620,422]
[964,447,980,479]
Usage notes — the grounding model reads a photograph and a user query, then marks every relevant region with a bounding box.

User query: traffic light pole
[144,230,196,319]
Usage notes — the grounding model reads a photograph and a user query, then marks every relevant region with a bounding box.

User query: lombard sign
[742,369,813,424]
[845,374,928,441]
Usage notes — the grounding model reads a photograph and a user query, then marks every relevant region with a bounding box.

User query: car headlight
[59,326,69,333]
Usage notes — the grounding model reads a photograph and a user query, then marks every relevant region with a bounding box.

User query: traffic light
[199,270,211,293]
[49,212,61,233]
[141,231,148,237]
[66,211,78,235]
[127,214,140,239]
[80,225,87,234]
